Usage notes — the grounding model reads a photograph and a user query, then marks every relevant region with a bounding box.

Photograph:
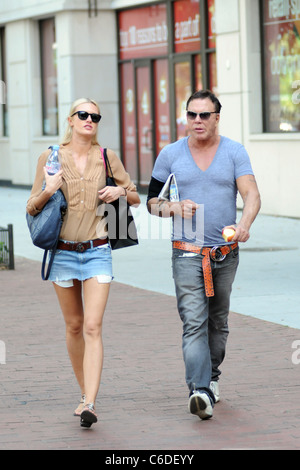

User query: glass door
[154,59,171,156]
[136,62,154,187]
[174,59,192,139]
[121,59,171,188]
[120,62,137,181]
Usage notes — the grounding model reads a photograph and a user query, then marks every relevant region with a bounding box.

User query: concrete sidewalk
[1,187,300,450]
[1,257,300,450]
[1,186,300,329]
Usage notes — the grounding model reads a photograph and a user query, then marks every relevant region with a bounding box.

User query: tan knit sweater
[26,145,137,242]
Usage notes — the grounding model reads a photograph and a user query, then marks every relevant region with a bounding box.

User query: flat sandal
[80,403,98,428]
[73,394,86,417]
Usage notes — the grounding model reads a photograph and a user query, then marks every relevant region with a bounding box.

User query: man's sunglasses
[71,111,102,123]
[187,111,219,121]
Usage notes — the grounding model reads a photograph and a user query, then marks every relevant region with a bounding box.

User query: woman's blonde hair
[60,98,101,145]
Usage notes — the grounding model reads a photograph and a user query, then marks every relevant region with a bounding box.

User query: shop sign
[119,1,206,59]
[119,5,168,60]
[174,0,201,53]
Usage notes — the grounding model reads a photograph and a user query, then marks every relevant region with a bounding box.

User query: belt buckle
[210,246,226,262]
[76,243,85,253]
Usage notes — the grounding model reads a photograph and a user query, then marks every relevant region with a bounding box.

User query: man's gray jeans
[172,246,239,401]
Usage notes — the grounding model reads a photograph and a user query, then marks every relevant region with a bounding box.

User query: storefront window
[208,52,217,93]
[194,55,203,92]
[173,0,217,139]
[175,61,191,139]
[40,18,58,136]
[173,0,201,53]
[118,0,217,187]
[262,0,300,132]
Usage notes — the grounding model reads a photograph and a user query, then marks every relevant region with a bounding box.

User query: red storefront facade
[117,0,216,189]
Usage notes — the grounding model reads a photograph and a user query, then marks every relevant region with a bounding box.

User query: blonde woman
[27,98,140,428]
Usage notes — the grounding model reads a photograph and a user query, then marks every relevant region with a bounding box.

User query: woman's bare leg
[53,280,85,395]
[82,277,110,406]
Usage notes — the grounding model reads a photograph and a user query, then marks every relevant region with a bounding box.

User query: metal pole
[8,224,14,270]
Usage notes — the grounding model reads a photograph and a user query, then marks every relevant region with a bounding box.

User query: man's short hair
[186,90,222,114]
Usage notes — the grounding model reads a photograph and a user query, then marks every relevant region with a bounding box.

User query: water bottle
[46,145,61,175]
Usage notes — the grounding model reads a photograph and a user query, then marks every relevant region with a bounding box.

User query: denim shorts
[48,243,113,286]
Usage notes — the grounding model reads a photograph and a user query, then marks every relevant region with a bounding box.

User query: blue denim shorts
[48,243,113,286]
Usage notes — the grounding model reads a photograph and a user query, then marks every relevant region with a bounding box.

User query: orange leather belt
[172,241,238,298]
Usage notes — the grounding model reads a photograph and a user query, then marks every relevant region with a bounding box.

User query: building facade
[0,0,299,217]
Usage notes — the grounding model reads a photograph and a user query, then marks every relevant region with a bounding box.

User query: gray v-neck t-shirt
[152,136,254,246]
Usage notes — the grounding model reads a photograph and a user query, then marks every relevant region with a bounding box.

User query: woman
[26,98,140,428]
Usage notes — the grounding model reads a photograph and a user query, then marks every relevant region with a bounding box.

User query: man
[147,90,261,420]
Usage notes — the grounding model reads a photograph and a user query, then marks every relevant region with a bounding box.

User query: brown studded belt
[57,238,108,253]
[172,241,238,297]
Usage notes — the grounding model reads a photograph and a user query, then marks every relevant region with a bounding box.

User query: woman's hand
[98,185,125,203]
[43,167,63,196]
[27,167,64,215]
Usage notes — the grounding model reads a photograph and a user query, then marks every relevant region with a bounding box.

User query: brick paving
[1,257,300,450]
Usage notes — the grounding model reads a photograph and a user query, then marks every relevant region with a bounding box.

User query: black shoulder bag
[103,148,138,250]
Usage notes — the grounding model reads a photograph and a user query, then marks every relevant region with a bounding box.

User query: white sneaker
[188,391,213,420]
[210,381,220,403]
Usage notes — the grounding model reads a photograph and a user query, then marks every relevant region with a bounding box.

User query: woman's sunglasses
[71,111,102,123]
[187,111,219,121]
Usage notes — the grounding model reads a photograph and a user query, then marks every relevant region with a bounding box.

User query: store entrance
[121,58,171,191]
[118,0,217,191]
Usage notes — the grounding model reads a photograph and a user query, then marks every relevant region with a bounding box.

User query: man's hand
[233,224,250,242]
[173,199,200,219]
[223,224,250,243]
